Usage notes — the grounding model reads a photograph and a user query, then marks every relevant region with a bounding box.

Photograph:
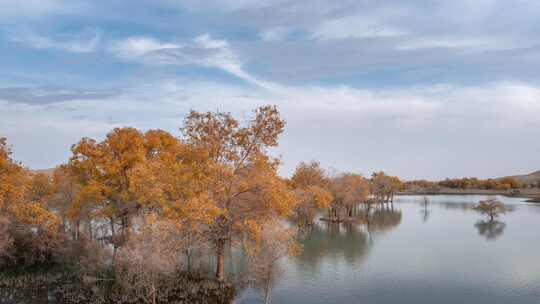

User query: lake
[237,195,540,304]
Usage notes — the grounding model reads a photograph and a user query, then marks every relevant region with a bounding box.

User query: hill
[502,170,540,184]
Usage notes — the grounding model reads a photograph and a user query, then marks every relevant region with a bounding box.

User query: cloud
[10,29,101,53]
[109,34,275,89]
[0,0,82,20]
[3,0,540,179]
[260,27,292,42]
[309,12,408,41]
[3,77,540,178]
[0,87,122,105]
[110,36,181,59]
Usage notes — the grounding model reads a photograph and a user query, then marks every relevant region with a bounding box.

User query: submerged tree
[328,173,370,221]
[370,172,401,204]
[68,128,203,262]
[117,214,183,304]
[290,161,333,226]
[473,198,508,222]
[181,105,296,280]
[246,223,300,304]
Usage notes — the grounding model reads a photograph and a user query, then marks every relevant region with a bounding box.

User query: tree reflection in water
[420,196,430,223]
[474,220,506,240]
[295,204,402,272]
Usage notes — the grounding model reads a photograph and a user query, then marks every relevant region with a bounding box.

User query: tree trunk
[265,271,272,304]
[110,220,117,265]
[216,239,225,281]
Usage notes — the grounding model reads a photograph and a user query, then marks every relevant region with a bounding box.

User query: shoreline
[398,188,540,202]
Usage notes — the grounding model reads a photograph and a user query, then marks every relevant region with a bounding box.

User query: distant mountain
[502,170,540,184]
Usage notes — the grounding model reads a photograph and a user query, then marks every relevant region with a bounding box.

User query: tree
[473,198,508,221]
[117,214,183,304]
[290,161,333,226]
[50,165,80,235]
[329,173,370,221]
[371,172,401,203]
[180,105,296,280]
[0,138,26,213]
[127,130,220,272]
[69,128,169,260]
[0,138,61,266]
[246,223,300,304]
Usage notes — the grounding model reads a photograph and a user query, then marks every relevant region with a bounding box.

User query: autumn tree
[0,138,26,214]
[180,105,296,280]
[69,128,156,260]
[371,171,401,203]
[49,165,80,235]
[0,138,61,266]
[127,129,220,271]
[290,161,333,226]
[328,173,370,221]
[246,223,300,304]
[117,214,184,304]
[473,198,508,222]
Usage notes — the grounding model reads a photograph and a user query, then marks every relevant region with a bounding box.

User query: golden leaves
[10,202,60,232]
[0,138,27,212]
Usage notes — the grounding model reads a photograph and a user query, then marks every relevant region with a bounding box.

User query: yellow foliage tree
[0,138,60,265]
[181,105,296,280]
[290,161,333,226]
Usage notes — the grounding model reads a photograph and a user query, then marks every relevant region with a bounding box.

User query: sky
[1,0,540,180]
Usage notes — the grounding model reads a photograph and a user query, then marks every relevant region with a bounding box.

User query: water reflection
[296,221,370,270]
[421,207,430,223]
[361,206,402,239]
[474,220,506,240]
[242,195,540,304]
[296,205,402,272]
[419,196,430,223]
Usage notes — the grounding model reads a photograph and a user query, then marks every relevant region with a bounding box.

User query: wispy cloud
[10,29,101,53]
[109,36,181,59]
[109,33,275,89]
[0,86,122,105]
[260,27,292,42]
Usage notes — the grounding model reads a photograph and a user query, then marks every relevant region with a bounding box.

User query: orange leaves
[69,128,185,225]
[290,160,334,224]
[180,106,295,258]
[331,173,369,206]
[291,161,328,189]
[163,194,221,227]
[306,185,333,209]
[0,138,27,212]
[370,171,402,202]
[10,202,60,232]
[27,173,54,204]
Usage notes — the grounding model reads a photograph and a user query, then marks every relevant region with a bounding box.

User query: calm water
[237,195,540,304]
